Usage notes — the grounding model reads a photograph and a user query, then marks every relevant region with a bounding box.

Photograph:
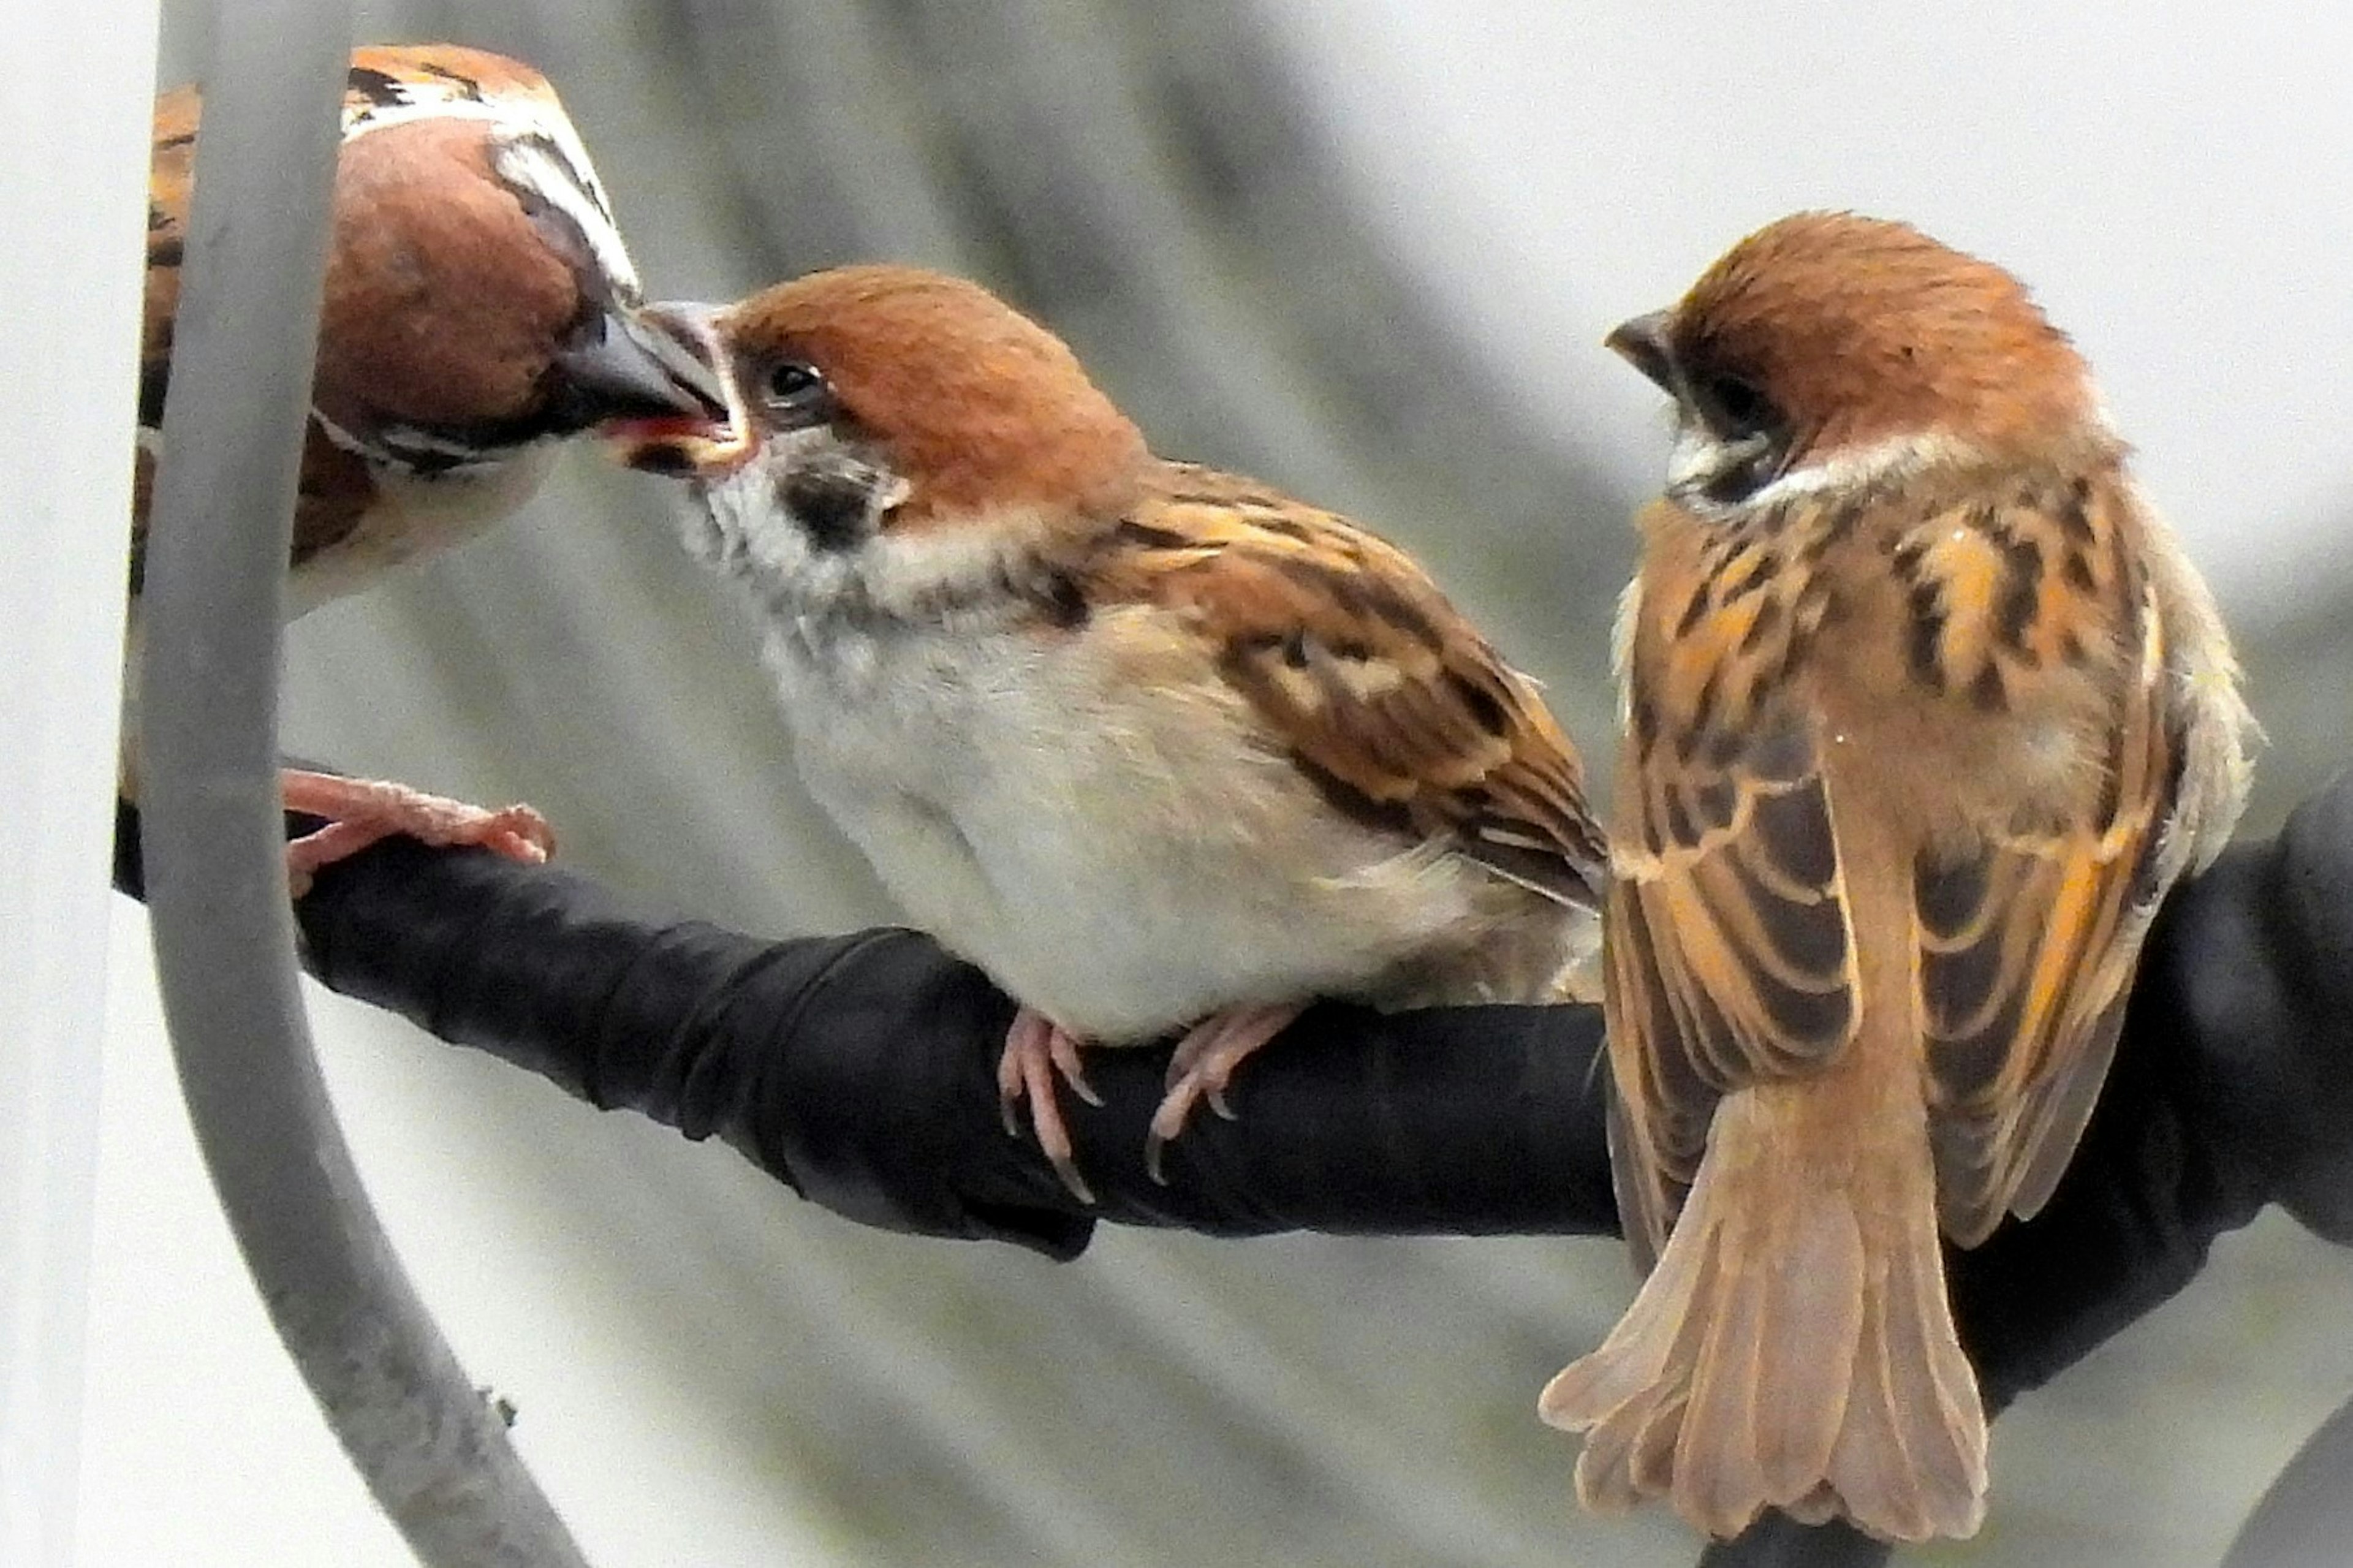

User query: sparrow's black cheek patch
[1037,572,1089,631]
[345,66,412,108]
[779,470,873,553]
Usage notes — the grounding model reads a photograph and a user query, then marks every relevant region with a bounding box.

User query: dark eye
[1704,373,1778,438]
[761,360,831,417]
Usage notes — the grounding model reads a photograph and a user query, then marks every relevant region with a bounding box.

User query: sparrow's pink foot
[997,1006,1104,1204]
[280,769,555,895]
[1145,1002,1302,1184]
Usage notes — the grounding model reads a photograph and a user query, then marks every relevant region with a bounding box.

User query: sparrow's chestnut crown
[1615,211,2103,508]
[621,266,1151,531]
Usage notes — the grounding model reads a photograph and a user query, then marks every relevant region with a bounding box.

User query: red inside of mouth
[602,414,726,445]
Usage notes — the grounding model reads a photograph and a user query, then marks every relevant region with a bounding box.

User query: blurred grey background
[91,4,2352,1566]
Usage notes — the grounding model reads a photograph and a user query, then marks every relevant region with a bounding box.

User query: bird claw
[279,770,555,895]
[998,1007,1097,1205]
[1144,1003,1300,1184]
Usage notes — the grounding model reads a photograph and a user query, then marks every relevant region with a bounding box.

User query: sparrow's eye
[760,360,833,423]
[1703,373,1779,439]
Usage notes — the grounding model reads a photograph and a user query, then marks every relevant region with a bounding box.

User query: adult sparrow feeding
[135,44,713,884]
[1538,213,2254,1542]
[609,265,1605,1199]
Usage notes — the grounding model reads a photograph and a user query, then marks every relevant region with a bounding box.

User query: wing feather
[1919,538,2182,1243]
[1607,503,1864,1259]
[1093,462,1607,909]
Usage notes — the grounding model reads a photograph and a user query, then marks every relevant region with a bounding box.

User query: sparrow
[134,44,714,884]
[1537,213,2256,1542]
[605,264,1606,1200]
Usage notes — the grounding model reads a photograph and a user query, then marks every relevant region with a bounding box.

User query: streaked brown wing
[1099,462,1605,908]
[1919,535,2180,1245]
[1606,700,1859,1268]
[1604,499,1865,1267]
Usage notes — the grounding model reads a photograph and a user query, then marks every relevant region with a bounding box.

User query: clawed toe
[998,1007,1097,1204]
[1144,1003,1300,1184]
[278,769,556,890]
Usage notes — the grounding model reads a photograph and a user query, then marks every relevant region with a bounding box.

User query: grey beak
[548,306,729,426]
[1605,309,1678,394]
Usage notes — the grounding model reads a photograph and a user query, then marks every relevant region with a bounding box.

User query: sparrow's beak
[547,305,730,429]
[1605,309,1679,395]
[602,302,754,477]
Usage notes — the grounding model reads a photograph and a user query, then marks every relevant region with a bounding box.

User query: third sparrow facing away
[1539,212,2256,1542]
[607,265,1606,1200]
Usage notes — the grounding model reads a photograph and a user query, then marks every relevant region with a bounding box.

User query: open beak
[547,303,730,430]
[597,302,754,477]
[1604,309,1678,395]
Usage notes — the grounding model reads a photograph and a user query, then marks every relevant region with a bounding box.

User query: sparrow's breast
[282,439,559,618]
[765,610,1533,1039]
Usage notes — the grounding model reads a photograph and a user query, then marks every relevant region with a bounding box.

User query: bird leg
[280,768,555,895]
[997,1005,1104,1204]
[1145,1002,1302,1184]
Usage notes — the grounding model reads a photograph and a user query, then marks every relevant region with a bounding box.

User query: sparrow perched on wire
[1537,213,2256,1542]
[135,44,713,884]
[605,265,1605,1199]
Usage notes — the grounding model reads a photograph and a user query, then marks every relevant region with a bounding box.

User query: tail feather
[1677,1235,1791,1532]
[1751,1195,1864,1502]
[1541,1115,1987,1543]
[1880,1229,1988,1529]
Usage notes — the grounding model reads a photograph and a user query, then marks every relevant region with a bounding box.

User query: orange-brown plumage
[1652,213,2099,468]
[1541,212,2252,1543]
[1089,464,1601,878]
[344,42,559,107]
[311,115,582,436]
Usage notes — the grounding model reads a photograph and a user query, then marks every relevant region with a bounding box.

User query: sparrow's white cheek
[677,458,874,626]
[490,133,638,300]
[1664,423,1774,505]
[1664,424,1722,498]
[673,468,778,580]
[673,484,736,568]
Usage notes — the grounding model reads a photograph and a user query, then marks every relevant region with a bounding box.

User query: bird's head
[607,265,1148,579]
[1608,211,2105,513]
[303,45,716,472]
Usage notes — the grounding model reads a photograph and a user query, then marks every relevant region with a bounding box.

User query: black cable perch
[116,767,2353,1567]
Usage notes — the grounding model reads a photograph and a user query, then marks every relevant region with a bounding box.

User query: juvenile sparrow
[1537,213,2254,1542]
[608,265,1605,1199]
[135,44,713,883]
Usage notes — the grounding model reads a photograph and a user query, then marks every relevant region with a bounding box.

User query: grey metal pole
[137,6,593,1564]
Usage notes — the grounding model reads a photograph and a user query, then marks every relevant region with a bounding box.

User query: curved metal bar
[137,6,591,1563]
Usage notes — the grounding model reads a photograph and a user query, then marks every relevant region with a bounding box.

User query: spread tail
[1539,1100,1988,1543]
